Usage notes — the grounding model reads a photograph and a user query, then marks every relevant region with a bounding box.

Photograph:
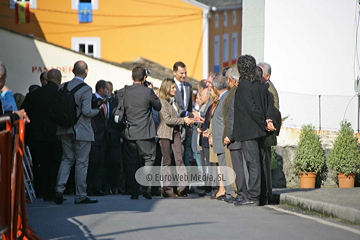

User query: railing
[0,117,41,240]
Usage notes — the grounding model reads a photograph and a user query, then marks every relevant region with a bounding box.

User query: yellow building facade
[0,0,242,80]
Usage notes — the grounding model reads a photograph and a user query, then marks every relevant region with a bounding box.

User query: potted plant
[293,124,325,188]
[328,120,360,188]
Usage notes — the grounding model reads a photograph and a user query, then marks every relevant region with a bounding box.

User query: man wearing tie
[173,61,193,118]
[87,80,109,196]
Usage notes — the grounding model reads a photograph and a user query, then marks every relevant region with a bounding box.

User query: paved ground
[26,189,360,240]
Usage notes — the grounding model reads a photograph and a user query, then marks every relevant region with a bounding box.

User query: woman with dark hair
[157,78,194,198]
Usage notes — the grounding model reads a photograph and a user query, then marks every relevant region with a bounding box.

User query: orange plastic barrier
[0,117,41,240]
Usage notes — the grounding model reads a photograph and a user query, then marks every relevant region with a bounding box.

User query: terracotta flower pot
[299,172,316,188]
[337,173,355,188]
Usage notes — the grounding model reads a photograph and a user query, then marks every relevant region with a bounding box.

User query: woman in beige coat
[157,78,194,198]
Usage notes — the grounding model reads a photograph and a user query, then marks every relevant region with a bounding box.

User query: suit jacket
[174,80,192,116]
[107,96,121,147]
[226,96,241,150]
[267,80,279,109]
[123,84,161,140]
[56,78,99,141]
[91,94,108,146]
[212,91,229,154]
[157,98,184,140]
[222,86,237,141]
[21,90,38,147]
[234,80,276,142]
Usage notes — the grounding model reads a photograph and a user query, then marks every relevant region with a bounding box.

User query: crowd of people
[0,54,280,206]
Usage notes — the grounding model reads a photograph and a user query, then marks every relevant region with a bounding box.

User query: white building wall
[243,0,360,131]
[0,29,162,95]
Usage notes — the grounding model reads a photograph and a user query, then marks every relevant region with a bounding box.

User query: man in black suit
[233,55,277,206]
[23,69,63,201]
[120,66,161,199]
[104,81,123,194]
[87,80,109,196]
[173,61,192,117]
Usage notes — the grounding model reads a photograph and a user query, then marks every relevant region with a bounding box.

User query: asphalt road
[26,194,360,240]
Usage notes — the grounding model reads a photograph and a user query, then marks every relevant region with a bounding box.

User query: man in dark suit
[87,80,109,196]
[23,69,63,201]
[120,66,161,199]
[54,61,100,205]
[210,75,235,201]
[21,71,49,197]
[173,61,192,117]
[223,67,248,204]
[233,55,277,206]
[104,81,123,194]
[258,62,281,205]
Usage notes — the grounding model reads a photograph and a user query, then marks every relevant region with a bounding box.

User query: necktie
[180,83,184,101]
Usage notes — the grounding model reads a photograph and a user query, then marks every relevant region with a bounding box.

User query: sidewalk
[272,188,360,225]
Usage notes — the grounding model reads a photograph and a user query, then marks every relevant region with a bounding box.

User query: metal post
[318,95,321,131]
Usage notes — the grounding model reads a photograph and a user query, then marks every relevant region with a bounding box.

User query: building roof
[194,0,242,8]
[118,57,199,89]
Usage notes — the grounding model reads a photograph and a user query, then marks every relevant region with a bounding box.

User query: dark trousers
[87,140,107,193]
[159,132,187,194]
[241,138,264,202]
[123,138,156,196]
[261,146,272,201]
[230,148,247,199]
[104,141,122,191]
[38,141,62,199]
[151,142,162,193]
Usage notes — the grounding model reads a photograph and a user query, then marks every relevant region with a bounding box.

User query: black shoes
[75,197,98,204]
[54,192,63,205]
[225,196,239,204]
[234,198,260,206]
[142,190,152,199]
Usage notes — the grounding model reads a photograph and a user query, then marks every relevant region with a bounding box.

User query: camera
[92,96,110,109]
[144,69,152,87]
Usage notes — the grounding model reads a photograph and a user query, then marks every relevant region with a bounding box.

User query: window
[215,13,219,28]
[10,0,37,9]
[232,10,237,25]
[72,37,101,58]
[223,12,228,27]
[214,35,220,73]
[72,0,98,10]
[231,32,238,65]
[223,34,229,67]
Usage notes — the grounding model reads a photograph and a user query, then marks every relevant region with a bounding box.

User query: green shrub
[293,124,325,173]
[328,120,360,175]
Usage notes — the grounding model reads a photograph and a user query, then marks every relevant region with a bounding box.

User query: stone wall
[271,128,360,188]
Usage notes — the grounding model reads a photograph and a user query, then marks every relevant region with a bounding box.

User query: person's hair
[257,62,271,76]
[29,84,40,92]
[132,66,146,81]
[73,61,88,75]
[199,79,207,89]
[255,66,263,83]
[222,67,231,77]
[40,71,48,81]
[106,81,113,86]
[227,67,240,82]
[173,61,186,72]
[212,75,228,90]
[0,62,7,79]
[95,80,107,92]
[159,78,175,102]
[237,55,257,82]
[47,69,61,81]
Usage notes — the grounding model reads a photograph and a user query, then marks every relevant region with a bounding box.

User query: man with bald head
[55,61,99,205]
[22,68,63,201]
